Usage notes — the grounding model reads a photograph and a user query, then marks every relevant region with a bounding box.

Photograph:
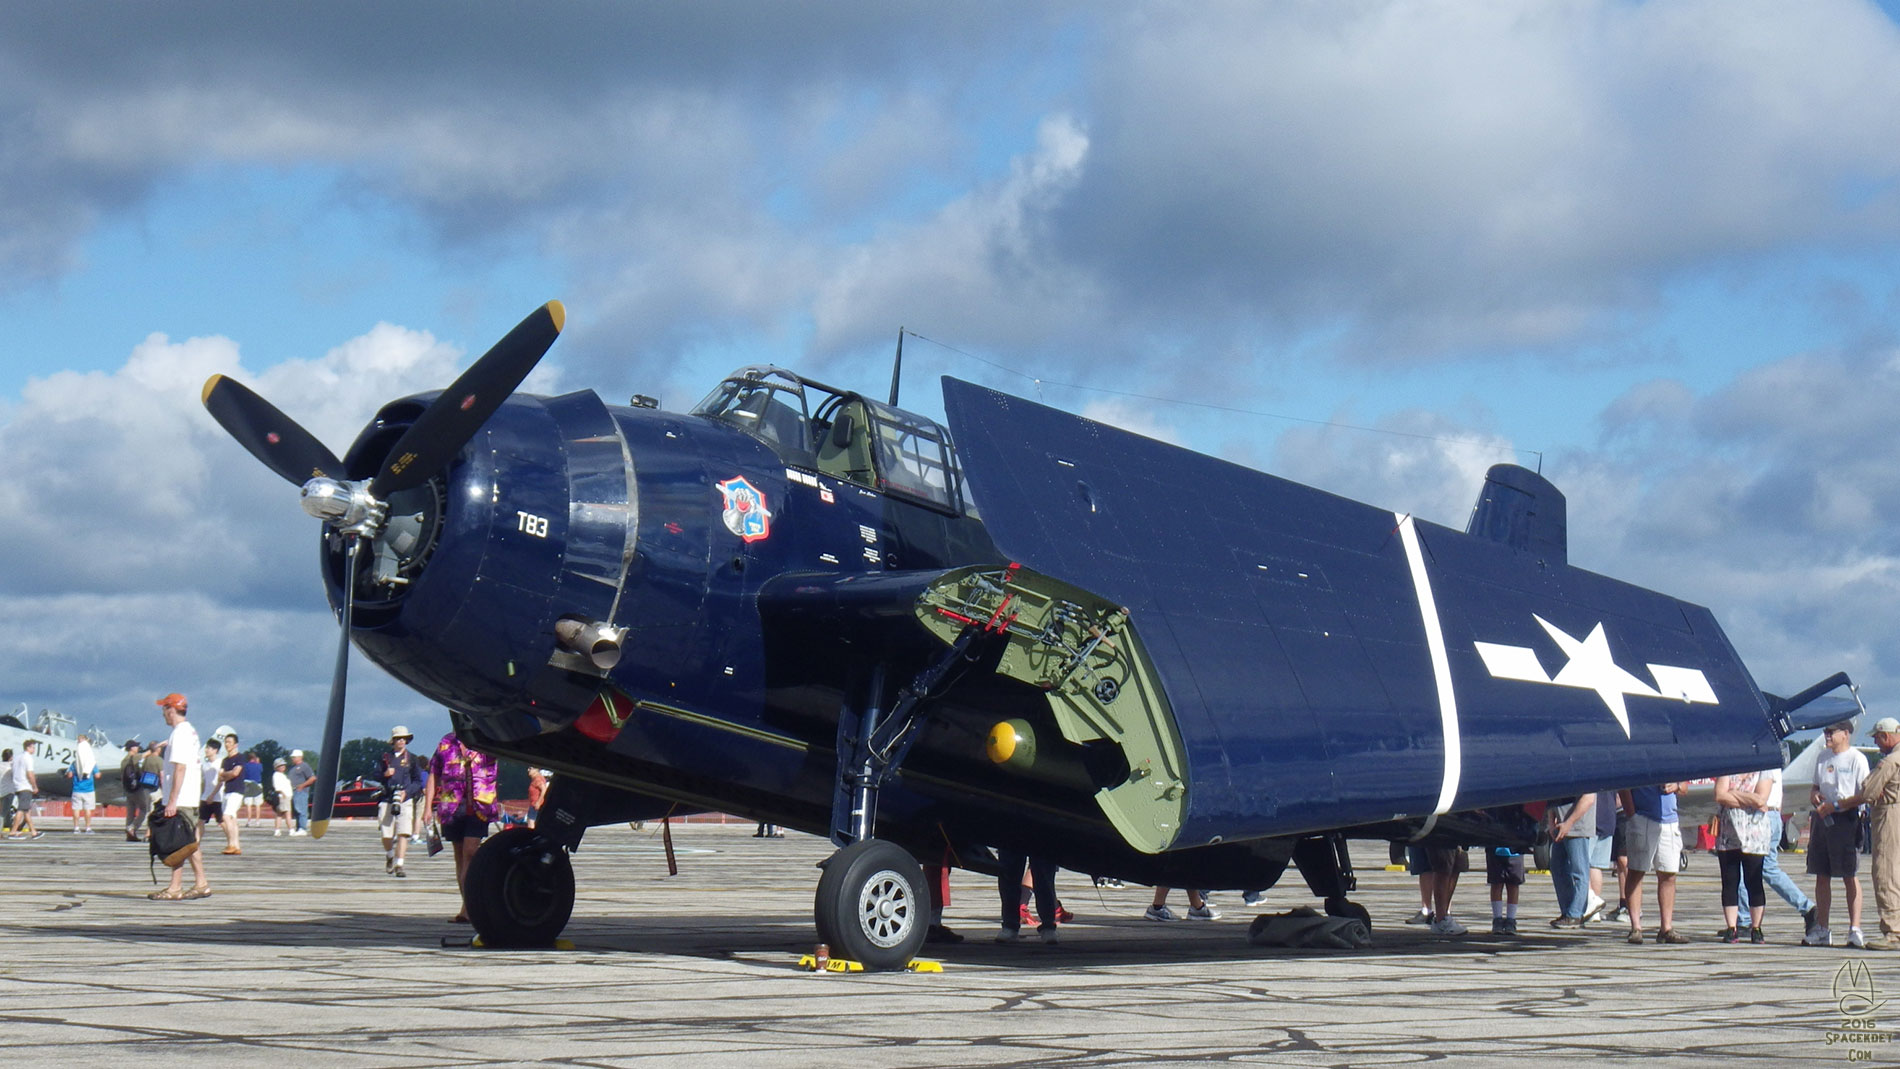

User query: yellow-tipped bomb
[986,719,1037,770]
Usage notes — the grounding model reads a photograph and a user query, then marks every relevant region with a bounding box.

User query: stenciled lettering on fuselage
[715,476,772,543]
[1473,614,1718,737]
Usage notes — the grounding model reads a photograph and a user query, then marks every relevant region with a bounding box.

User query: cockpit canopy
[692,366,968,514]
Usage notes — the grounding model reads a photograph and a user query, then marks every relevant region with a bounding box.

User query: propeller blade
[307,536,359,839]
[373,300,565,495]
[201,374,345,485]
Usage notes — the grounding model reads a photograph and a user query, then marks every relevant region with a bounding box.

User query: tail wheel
[465,826,575,948]
[813,838,927,970]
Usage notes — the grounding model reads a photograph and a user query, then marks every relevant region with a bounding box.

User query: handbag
[148,811,199,878]
[426,821,444,857]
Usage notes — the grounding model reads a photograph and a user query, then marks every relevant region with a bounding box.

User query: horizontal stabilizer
[1765,671,1865,736]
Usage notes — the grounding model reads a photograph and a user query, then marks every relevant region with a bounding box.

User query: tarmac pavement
[0,818,1885,1066]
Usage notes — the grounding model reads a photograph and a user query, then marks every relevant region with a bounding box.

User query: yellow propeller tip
[309,820,329,840]
[201,374,225,405]
[546,300,566,333]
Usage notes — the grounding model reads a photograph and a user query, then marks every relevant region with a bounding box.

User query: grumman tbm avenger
[201,301,1857,968]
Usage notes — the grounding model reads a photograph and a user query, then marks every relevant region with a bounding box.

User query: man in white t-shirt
[1811,719,1871,947]
[152,693,209,901]
[7,739,42,839]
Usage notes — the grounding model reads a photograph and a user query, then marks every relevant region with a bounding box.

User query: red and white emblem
[716,476,772,542]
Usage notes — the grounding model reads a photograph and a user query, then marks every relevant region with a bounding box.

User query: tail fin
[1465,464,1566,566]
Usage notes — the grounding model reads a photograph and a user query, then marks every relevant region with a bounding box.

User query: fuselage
[325,371,1785,888]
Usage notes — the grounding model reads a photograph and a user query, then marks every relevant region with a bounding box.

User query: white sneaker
[1850,927,1867,948]
[1405,908,1434,925]
[1431,915,1468,935]
[1144,905,1177,922]
[1805,926,1833,947]
[1582,894,1606,924]
[1242,891,1266,907]
[272,830,284,837]
[1187,905,1221,921]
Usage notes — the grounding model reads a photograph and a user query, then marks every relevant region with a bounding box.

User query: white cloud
[809,115,1097,358]
[0,321,513,742]
[1057,0,1900,360]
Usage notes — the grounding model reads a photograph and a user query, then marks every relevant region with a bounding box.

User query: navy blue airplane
[201,301,1854,967]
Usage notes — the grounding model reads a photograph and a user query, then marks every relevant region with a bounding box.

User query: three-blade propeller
[199,301,565,837]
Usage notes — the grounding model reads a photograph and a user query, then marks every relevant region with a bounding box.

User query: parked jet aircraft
[201,301,1854,967]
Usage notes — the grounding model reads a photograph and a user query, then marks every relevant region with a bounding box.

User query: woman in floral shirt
[1713,766,1778,944]
[422,731,499,924]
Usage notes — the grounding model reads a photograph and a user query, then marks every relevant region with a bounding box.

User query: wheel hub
[857,868,915,948]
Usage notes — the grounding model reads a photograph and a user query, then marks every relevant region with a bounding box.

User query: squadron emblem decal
[716,476,773,542]
[1473,615,1717,737]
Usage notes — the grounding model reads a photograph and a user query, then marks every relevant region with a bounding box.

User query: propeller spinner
[200,301,566,837]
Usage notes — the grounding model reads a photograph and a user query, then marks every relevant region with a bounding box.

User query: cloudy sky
[3,0,1898,751]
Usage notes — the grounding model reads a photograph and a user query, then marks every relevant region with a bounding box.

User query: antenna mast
[888,328,904,407]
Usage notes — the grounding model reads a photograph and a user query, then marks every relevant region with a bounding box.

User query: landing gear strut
[465,826,576,948]
[813,627,990,970]
[1293,833,1372,927]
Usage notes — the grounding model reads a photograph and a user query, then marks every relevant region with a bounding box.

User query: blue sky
[3,0,1900,750]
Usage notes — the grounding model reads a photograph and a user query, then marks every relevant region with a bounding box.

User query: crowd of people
[10,694,509,919]
[1394,715,1900,948]
[10,696,1899,951]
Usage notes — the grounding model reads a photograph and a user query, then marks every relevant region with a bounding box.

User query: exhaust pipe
[554,617,627,671]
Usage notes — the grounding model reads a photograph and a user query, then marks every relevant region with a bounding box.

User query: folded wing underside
[940,376,1784,849]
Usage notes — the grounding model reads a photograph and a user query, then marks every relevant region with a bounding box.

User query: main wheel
[1324,896,1372,927]
[465,827,575,948]
[813,838,927,971]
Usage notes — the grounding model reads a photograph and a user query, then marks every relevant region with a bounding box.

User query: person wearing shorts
[377,726,427,878]
[69,743,97,833]
[1811,720,1870,947]
[1620,783,1688,944]
[423,731,499,924]
[150,693,209,901]
[1405,843,1470,935]
[5,741,40,839]
[198,739,224,828]
[218,732,246,856]
[1485,847,1526,934]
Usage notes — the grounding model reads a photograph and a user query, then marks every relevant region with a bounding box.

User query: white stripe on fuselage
[1396,513,1460,818]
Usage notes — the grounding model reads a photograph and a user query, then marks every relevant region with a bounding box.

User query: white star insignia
[1473,615,1717,738]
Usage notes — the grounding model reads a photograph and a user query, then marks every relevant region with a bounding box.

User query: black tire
[465,827,574,948]
[1324,896,1372,927]
[813,838,927,971]
[1532,833,1553,874]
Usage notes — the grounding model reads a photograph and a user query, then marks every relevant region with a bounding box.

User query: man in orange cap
[151,693,210,901]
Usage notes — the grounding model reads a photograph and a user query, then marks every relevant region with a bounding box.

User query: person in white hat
[270,758,293,837]
[1810,719,1871,946]
[285,749,314,835]
[377,726,426,876]
[1827,717,1900,949]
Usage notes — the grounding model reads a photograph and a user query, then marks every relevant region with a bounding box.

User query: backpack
[148,811,199,879]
